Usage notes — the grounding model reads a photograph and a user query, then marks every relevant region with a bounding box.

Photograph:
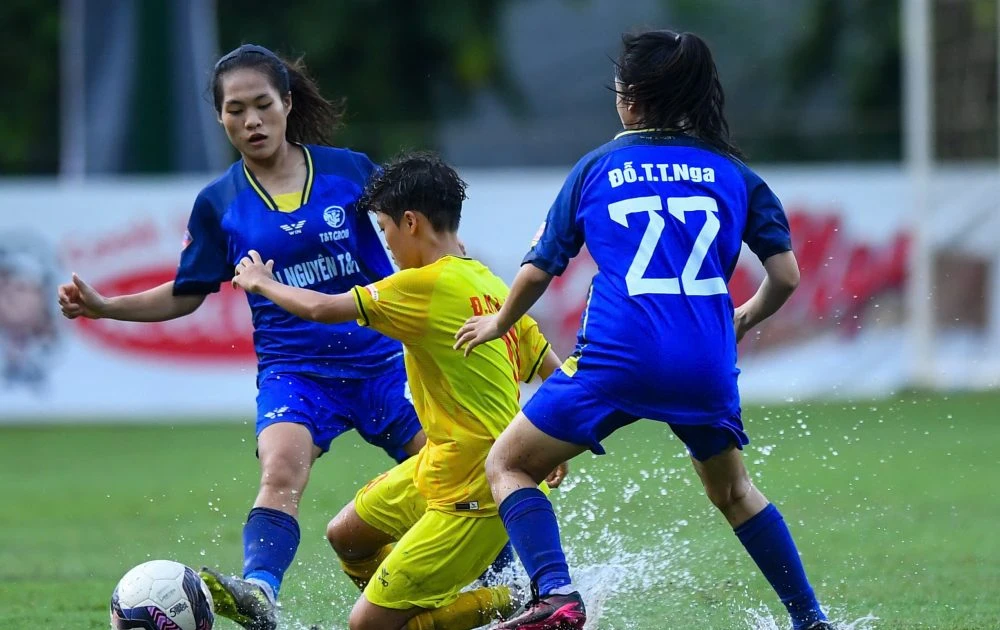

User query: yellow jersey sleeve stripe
[525,342,550,382]
[352,286,371,326]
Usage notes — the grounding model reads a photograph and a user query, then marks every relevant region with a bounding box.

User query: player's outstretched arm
[58,276,205,322]
[734,250,800,342]
[454,263,553,356]
[232,250,358,324]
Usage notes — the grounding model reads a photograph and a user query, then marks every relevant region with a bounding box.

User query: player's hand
[733,303,754,343]
[57,274,108,319]
[232,250,275,294]
[545,462,569,488]
[453,314,504,357]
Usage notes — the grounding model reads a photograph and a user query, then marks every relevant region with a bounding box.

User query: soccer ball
[110,560,214,630]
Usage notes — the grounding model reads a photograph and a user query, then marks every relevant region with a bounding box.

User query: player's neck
[243,140,293,178]
[416,232,465,267]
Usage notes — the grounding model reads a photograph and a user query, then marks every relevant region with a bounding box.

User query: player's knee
[326,515,353,558]
[704,473,752,512]
[259,453,309,494]
[484,446,505,489]
[347,598,383,630]
[346,605,367,630]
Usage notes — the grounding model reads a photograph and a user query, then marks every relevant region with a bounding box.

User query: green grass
[3,391,999,629]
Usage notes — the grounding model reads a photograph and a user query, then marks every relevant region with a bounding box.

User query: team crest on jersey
[181,230,193,250]
[280,220,307,236]
[323,205,347,229]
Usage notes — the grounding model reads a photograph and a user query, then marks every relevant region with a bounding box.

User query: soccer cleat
[493,590,586,629]
[199,567,277,630]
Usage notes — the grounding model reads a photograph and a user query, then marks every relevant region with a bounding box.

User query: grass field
[3,390,999,629]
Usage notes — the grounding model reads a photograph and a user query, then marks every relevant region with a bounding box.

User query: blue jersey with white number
[526,131,791,423]
[174,144,401,378]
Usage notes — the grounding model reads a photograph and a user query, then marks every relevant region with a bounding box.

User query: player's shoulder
[382,258,448,291]
[306,144,376,185]
[193,161,246,217]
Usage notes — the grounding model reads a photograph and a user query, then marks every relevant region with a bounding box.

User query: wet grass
[2,390,998,629]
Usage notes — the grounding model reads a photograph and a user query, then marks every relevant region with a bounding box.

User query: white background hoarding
[0,167,997,420]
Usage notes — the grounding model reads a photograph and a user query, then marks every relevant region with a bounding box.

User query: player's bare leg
[689,445,768,527]
[486,414,587,504]
[255,422,322,516]
[201,423,321,630]
[326,501,397,589]
[487,414,588,629]
[691,445,833,629]
[348,596,422,630]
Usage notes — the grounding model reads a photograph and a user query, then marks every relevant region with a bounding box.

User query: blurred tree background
[0,0,60,174]
[1,0,996,174]
[215,0,524,162]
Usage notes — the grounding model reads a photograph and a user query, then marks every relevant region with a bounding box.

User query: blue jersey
[174,144,401,378]
[525,130,792,423]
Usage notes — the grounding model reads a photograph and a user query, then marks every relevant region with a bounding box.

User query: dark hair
[211,44,344,146]
[360,152,467,233]
[614,30,741,157]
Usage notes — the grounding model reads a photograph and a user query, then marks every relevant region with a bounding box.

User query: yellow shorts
[354,455,509,610]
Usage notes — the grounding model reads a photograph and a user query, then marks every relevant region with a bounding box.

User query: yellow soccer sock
[339,543,394,590]
[405,585,514,630]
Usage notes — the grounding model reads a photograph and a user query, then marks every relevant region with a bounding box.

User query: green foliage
[0,0,60,174]
[779,0,902,160]
[216,0,524,161]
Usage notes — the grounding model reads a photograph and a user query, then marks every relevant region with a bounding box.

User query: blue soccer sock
[242,507,301,601]
[734,503,826,630]
[498,488,572,597]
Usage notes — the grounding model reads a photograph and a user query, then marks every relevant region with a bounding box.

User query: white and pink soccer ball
[110,560,214,630]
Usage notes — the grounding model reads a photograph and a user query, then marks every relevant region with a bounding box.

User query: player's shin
[405,585,516,630]
[339,544,394,590]
[242,507,300,600]
[498,487,574,596]
[734,503,827,630]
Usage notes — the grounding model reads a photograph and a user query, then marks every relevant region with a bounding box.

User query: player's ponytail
[614,30,742,158]
[211,44,344,147]
[281,56,345,146]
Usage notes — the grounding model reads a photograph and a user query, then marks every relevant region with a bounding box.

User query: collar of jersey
[613,127,681,140]
[242,143,315,212]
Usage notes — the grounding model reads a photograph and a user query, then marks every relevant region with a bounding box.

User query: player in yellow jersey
[230,152,565,630]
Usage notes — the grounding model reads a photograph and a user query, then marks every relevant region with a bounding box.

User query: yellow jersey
[352,255,550,515]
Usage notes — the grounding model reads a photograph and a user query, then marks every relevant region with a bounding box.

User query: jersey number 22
[609,195,727,297]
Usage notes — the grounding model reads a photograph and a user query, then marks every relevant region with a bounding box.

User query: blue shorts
[256,358,421,463]
[522,369,748,462]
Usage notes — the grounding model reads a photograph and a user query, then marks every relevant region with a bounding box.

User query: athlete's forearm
[254,278,358,324]
[103,281,205,322]
[497,264,553,331]
[743,250,800,328]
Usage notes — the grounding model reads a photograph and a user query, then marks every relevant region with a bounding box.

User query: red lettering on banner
[61,220,161,265]
[75,267,255,362]
[539,209,911,357]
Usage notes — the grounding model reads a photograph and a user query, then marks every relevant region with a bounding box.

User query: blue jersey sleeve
[522,160,588,276]
[741,169,792,262]
[173,193,231,295]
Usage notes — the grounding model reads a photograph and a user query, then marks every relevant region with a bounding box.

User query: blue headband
[215,44,290,93]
